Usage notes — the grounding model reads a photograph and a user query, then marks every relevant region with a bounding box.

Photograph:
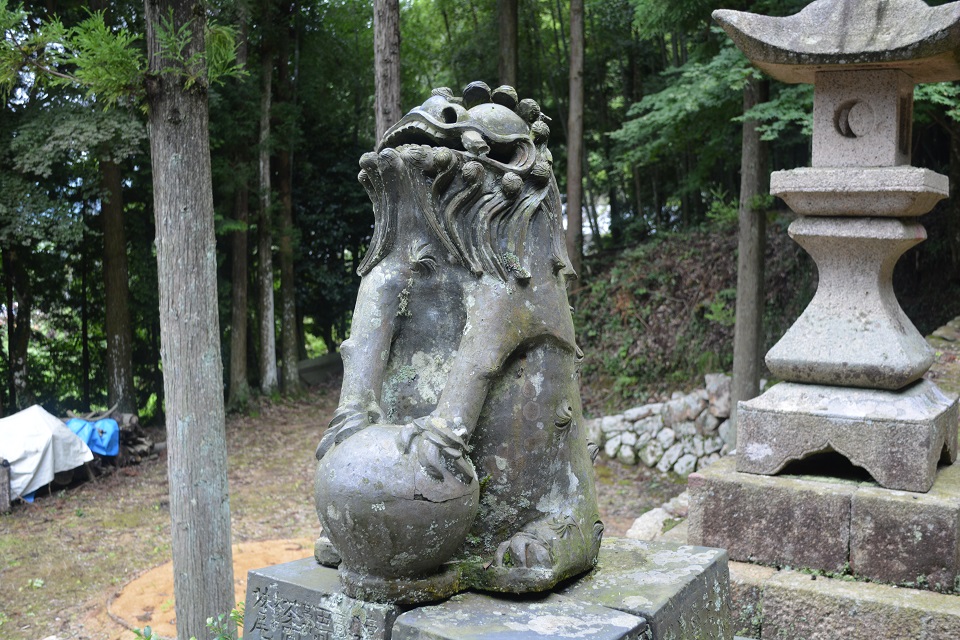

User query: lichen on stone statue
[313,81,602,604]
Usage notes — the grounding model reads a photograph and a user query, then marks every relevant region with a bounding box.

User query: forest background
[1,0,960,423]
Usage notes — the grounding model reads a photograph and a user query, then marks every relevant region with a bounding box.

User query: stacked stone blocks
[586,373,736,476]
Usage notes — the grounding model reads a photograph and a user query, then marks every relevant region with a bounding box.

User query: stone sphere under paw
[315,424,479,579]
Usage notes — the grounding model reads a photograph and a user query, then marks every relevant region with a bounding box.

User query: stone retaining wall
[585,373,739,477]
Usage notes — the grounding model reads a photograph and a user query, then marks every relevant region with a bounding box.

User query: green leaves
[0,3,243,104]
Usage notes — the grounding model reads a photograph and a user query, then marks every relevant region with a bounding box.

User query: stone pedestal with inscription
[243,537,732,640]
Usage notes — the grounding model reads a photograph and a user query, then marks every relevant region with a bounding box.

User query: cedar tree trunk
[227,183,251,409]
[374,0,401,143]
[730,78,770,435]
[101,159,137,415]
[144,1,235,638]
[498,0,518,87]
[565,0,584,276]
[258,51,279,394]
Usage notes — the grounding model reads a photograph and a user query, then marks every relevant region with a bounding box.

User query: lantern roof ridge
[713,0,960,84]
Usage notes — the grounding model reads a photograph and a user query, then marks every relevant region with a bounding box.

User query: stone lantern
[714,0,960,492]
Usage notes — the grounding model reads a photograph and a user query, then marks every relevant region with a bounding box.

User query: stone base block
[245,538,732,640]
[244,558,401,640]
[559,538,732,640]
[689,457,960,591]
[761,569,960,640]
[737,380,958,491]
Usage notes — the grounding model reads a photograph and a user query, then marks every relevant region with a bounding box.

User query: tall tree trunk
[144,2,234,638]
[258,51,279,395]
[227,182,251,409]
[497,0,518,88]
[228,9,251,411]
[565,0,585,276]
[80,216,91,409]
[5,252,14,408]
[373,0,401,143]
[4,248,31,409]
[101,159,137,415]
[730,78,770,437]
[276,12,300,396]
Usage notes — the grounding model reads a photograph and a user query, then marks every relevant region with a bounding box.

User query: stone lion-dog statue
[314,81,602,604]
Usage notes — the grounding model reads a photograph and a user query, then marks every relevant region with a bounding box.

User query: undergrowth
[573,216,815,416]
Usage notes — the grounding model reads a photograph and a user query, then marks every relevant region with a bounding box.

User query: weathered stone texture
[736,380,958,492]
[689,457,854,572]
[244,558,401,640]
[712,1,960,84]
[689,456,960,593]
[850,463,960,591]
[761,570,960,640]
[393,592,648,640]
[764,217,933,391]
[771,166,948,217]
[728,561,776,640]
[560,537,733,640]
[811,69,914,168]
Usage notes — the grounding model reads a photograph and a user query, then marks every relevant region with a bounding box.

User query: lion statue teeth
[314,81,602,604]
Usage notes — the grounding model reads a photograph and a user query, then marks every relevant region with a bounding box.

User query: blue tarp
[65,418,120,457]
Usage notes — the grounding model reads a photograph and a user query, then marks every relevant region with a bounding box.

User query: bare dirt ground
[0,379,683,640]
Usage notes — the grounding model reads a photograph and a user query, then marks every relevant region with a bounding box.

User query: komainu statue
[314,81,602,604]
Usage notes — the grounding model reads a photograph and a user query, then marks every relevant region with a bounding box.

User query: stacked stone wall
[585,373,741,476]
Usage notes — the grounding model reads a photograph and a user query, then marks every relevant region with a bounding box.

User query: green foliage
[66,11,143,105]
[739,83,813,141]
[916,82,960,123]
[134,603,244,640]
[704,288,736,327]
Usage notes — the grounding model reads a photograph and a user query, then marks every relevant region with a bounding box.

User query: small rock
[604,435,622,459]
[718,419,736,447]
[673,454,698,477]
[662,392,708,426]
[656,427,676,449]
[687,434,706,457]
[625,507,670,541]
[705,373,732,418]
[635,431,652,448]
[695,408,721,434]
[618,446,638,465]
[639,440,664,467]
[584,418,603,447]
[663,491,689,518]
[635,415,662,435]
[624,404,653,422]
[620,431,638,448]
[601,415,627,434]
[671,391,684,399]
[657,442,685,473]
[674,421,697,438]
[704,435,723,455]
[697,453,722,470]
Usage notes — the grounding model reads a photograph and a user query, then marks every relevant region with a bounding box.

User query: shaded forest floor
[0,381,684,640]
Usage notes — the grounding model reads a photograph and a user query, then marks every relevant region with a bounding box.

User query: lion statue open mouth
[314,82,602,604]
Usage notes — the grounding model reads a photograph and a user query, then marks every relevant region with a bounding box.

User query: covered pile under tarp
[0,405,93,501]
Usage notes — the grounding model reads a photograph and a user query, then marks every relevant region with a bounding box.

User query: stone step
[728,560,960,640]
[688,456,960,592]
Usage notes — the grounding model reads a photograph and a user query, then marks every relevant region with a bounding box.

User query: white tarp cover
[0,405,93,500]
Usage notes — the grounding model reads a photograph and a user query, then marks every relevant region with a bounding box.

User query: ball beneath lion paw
[315,423,479,579]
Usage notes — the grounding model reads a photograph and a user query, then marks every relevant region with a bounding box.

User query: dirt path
[0,380,681,640]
